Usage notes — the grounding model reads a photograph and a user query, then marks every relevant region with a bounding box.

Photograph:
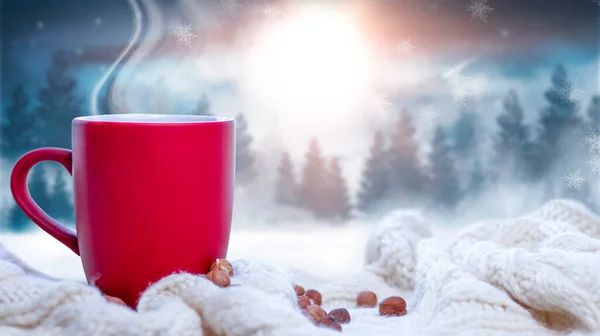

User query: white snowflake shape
[263,1,282,18]
[396,36,416,56]
[468,0,494,23]
[563,168,585,191]
[587,155,600,175]
[510,143,529,167]
[167,19,197,48]
[451,85,471,105]
[372,96,393,120]
[221,0,242,16]
[558,78,584,105]
[584,130,600,153]
[417,106,439,127]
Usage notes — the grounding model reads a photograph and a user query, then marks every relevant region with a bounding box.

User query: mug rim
[73,114,234,124]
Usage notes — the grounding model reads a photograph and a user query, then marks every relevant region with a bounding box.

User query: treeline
[2,49,599,229]
[0,50,258,231]
[272,64,600,218]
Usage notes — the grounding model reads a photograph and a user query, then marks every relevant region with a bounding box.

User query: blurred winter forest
[2,49,599,231]
[1,0,600,233]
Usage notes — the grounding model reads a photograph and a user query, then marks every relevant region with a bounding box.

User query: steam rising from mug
[89,0,172,115]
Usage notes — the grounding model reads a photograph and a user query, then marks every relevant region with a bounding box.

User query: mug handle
[10,148,79,255]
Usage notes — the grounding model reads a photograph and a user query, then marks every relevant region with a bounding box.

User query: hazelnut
[209,259,234,276]
[293,284,305,296]
[357,291,377,308]
[316,316,342,332]
[297,295,311,309]
[304,304,327,322]
[328,308,351,324]
[104,295,126,306]
[379,296,407,317]
[305,289,322,306]
[206,270,231,287]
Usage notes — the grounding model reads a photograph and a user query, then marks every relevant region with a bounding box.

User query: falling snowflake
[563,168,585,191]
[167,19,197,48]
[587,155,600,175]
[372,96,393,120]
[557,78,584,105]
[594,0,600,5]
[263,1,282,18]
[468,0,494,23]
[584,130,600,153]
[451,85,471,105]
[417,106,439,127]
[510,144,529,167]
[221,0,242,16]
[396,37,416,56]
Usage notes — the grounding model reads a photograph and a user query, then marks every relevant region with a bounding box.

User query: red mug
[10,114,235,308]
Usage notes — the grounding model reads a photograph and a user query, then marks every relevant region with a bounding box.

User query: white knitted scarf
[1,199,599,336]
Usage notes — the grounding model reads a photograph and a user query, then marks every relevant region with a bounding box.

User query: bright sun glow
[245,6,375,130]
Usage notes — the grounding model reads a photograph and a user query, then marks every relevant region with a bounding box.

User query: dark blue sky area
[1,0,599,111]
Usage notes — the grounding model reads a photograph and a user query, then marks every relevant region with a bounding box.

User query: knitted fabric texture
[0,199,599,336]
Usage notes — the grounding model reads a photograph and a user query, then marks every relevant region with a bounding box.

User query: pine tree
[50,169,74,222]
[235,113,256,184]
[324,157,351,221]
[535,64,583,178]
[494,90,533,180]
[8,166,51,232]
[586,95,600,131]
[357,131,389,213]
[298,138,328,217]
[428,127,461,208]
[468,159,486,195]
[192,93,212,116]
[274,152,297,206]
[452,111,478,160]
[1,85,36,160]
[387,109,426,203]
[34,49,82,149]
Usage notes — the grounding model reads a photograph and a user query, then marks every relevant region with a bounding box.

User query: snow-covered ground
[0,218,461,287]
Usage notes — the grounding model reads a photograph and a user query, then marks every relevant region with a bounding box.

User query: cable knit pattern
[0,199,599,335]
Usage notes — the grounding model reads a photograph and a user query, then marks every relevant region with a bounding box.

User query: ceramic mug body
[11,114,236,307]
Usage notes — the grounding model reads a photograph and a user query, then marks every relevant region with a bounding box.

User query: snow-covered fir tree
[494,89,533,180]
[297,138,328,217]
[357,130,389,213]
[50,170,74,223]
[34,50,82,150]
[387,109,426,204]
[274,152,297,206]
[535,64,583,178]
[1,85,37,160]
[234,113,256,184]
[324,157,351,221]
[8,166,51,232]
[451,110,482,190]
[586,95,600,131]
[428,126,462,208]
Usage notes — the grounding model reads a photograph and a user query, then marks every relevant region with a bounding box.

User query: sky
[1,0,599,196]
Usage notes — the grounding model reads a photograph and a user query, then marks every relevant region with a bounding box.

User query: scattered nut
[328,308,351,324]
[304,305,327,322]
[297,295,311,309]
[305,289,322,306]
[379,296,407,317]
[316,316,342,332]
[357,291,377,308]
[206,270,231,287]
[209,259,234,276]
[294,284,305,296]
[104,295,126,306]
